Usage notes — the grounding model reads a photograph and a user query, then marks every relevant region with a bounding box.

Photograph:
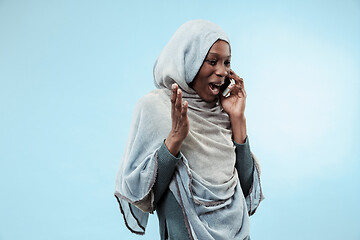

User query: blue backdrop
[0,0,359,239]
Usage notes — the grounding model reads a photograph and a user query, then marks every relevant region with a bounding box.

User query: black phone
[220,77,231,93]
[220,77,234,97]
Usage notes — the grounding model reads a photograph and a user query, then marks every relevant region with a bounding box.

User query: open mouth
[209,82,224,95]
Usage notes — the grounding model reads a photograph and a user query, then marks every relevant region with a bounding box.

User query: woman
[114,19,263,240]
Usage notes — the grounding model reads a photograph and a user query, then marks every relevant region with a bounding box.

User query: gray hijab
[153,19,230,92]
[115,19,263,239]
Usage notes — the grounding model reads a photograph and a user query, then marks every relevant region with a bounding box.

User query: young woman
[115,19,263,240]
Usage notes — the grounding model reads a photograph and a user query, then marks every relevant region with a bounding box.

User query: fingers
[182,100,188,116]
[170,83,188,118]
[171,84,178,101]
[230,70,243,87]
[176,89,188,118]
[229,69,239,80]
[175,89,182,110]
[167,85,189,150]
[227,82,237,93]
[171,83,178,112]
[228,69,246,97]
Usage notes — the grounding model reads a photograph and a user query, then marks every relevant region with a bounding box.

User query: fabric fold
[114,91,171,234]
[246,153,265,216]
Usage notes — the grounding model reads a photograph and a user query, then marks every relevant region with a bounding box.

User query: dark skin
[165,40,247,156]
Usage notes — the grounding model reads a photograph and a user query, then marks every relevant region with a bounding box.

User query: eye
[225,60,231,67]
[206,59,217,66]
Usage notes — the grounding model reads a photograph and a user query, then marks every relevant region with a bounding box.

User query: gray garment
[114,19,263,237]
[113,88,263,236]
[234,138,254,196]
[153,138,254,239]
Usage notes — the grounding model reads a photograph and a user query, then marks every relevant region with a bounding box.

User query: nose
[215,63,228,77]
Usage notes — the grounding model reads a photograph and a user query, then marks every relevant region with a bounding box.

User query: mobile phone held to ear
[220,77,235,97]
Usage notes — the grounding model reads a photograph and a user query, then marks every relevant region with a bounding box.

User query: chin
[202,95,218,103]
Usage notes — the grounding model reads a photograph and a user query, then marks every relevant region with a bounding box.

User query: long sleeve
[234,136,254,197]
[234,136,264,216]
[153,141,182,206]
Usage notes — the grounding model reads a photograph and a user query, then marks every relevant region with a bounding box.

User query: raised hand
[164,83,189,156]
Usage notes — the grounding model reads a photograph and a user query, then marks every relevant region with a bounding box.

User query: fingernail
[177,89,181,94]
[172,84,176,90]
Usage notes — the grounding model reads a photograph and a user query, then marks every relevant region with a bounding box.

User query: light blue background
[0,0,359,239]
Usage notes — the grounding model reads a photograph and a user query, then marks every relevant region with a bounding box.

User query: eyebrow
[207,52,231,58]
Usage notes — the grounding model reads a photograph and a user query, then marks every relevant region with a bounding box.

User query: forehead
[207,40,231,57]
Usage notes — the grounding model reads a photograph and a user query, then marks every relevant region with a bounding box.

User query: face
[191,40,231,102]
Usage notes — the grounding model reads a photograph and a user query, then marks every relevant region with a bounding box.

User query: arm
[220,70,248,144]
[152,141,182,206]
[234,136,254,197]
[164,84,189,156]
[153,83,189,206]
[220,70,254,196]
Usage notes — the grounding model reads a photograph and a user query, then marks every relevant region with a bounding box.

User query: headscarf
[115,19,263,239]
[153,19,230,92]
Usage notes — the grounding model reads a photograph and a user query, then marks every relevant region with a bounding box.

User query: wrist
[229,114,246,123]
[230,115,247,144]
[165,133,184,156]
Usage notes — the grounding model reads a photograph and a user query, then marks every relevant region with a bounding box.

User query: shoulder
[133,89,170,118]
[136,89,170,111]
[132,89,171,136]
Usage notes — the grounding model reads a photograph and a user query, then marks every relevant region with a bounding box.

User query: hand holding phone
[220,77,236,97]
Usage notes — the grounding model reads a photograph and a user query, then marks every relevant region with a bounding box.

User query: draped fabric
[115,19,264,239]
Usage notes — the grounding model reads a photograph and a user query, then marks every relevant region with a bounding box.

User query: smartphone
[220,77,235,97]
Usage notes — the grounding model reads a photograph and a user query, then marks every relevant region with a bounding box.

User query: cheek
[197,63,213,77]
[202,67,213,78]
[192,77,209,95]
[197,78,208,91]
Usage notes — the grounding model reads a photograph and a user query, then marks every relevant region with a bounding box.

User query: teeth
[212,82,223,87]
